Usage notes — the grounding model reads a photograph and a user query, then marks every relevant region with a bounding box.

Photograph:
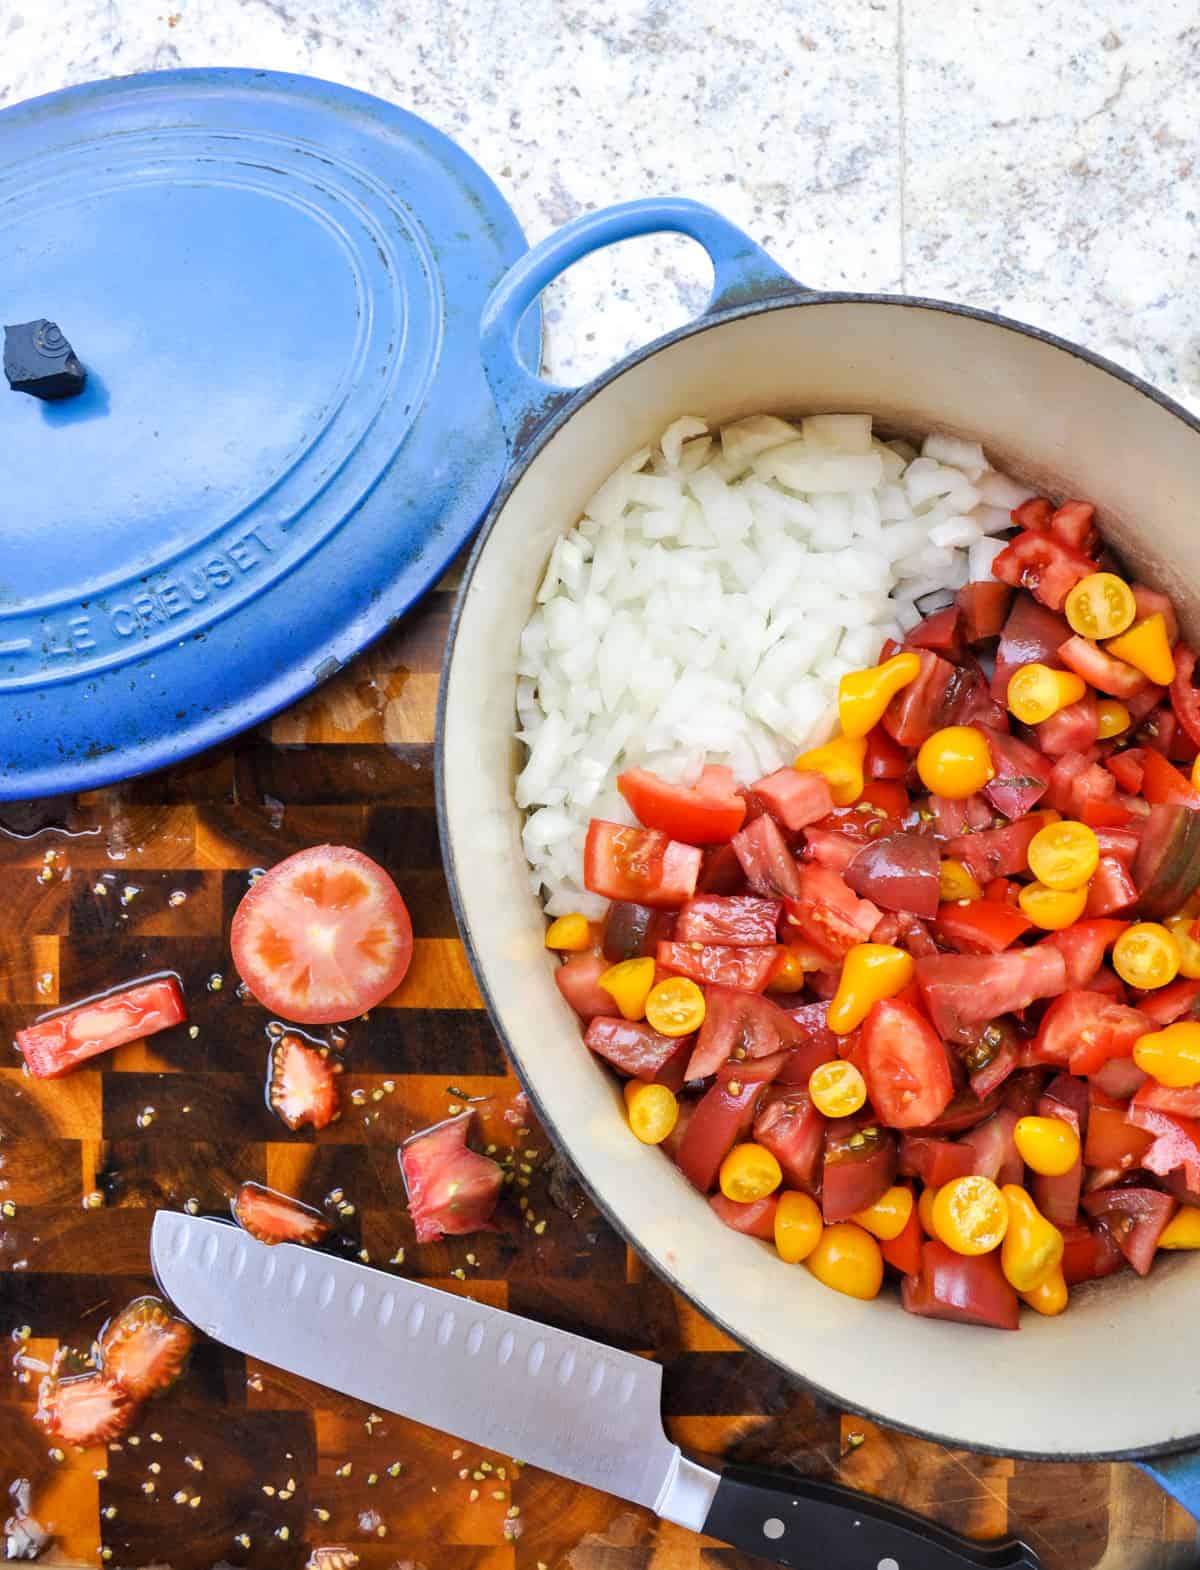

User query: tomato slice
[905,605,966,661]
[601,902,676,962]
[1105,749,1145,794]
[657,941,777,993]
[860,998,954,1129]
[731,814,803,900]
[1058,635,1149,698]
[1060,1219,1126,1285]
[748,768,834,832]
[898,1134,978,1187]
[16,976,186,1079]
[676,1059,784,1191]
[1133,748,1200,808]
[230,846,412,1025]
[1124,1103,1200,1190]
[1033,988,1148,1074]
[958,1109,1023,1185]
[916,948,1067,1039]
[991,529,1095,611]
[618,765,747,845]
[584,821,703,909]
[673,895,781,947]
[1138,977,1200,1027]
[883,650,971,747]
[555,953,613,1020]
[901,1241,1019,1330]
[934,900,1032,955]
[957,581,1012,644]
[980,727,1052,819]
[843,832,940,919]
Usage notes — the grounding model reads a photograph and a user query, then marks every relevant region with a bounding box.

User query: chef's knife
[151,1211,1039,1569]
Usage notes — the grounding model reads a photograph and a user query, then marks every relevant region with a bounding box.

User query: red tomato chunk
[17,977,186,1079]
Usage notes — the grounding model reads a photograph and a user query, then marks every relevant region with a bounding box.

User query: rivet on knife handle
[699,1465,1041,1570]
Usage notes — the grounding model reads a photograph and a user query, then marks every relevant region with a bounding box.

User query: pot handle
[479,197,800,450]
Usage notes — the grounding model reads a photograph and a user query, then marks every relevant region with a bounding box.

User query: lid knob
[3,319,87,401]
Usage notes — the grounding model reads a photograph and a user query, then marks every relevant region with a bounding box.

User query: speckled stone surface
[5,0,1194,406]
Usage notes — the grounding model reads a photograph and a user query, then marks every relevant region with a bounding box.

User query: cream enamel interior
[442,299,1200,1457]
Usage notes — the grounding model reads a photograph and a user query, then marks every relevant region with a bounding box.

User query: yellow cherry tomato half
[1104,612,1176,687]
[1000,1185,1064,1293]
[1020,1266,1069,1316]
[1133,1021,1200,1087]
[1158,1207,1200,1249]
[838,652,922,740]
[644,976,706,1037]
[1026,819,1099,892]
[774,1191,824,1264]
[1165,916,1200,981]
[793,735,867,808]
[1096,698,1131,740]
[1014,1115,1081,1177]
[545,912,592,951]
[1017,880,1088,931]
[1065,572,1136,641]
[808,1059,868,1118]
[932,1174,1009,1256]
[939,858,982,903]
[826,944,915,1035]
[916,725,994,800]
[1113,922,1181,991]
[852,1184,915,1241]
[598,956,656,1020]
[1007,662,1087,725]
[719,1142,783,1204]
[804,1221,884,1300]
[623,1081,679,1145]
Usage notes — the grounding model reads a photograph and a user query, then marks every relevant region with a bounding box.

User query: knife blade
[151,1211,1040,1570]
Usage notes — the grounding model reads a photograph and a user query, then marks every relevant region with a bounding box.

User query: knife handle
[701,1465,1041,1570]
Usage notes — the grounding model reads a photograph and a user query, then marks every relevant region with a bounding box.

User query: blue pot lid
[0,68,538,798]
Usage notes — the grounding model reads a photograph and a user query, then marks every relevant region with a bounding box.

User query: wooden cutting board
[1,582,1196,1570]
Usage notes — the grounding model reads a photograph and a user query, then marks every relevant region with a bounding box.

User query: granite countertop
[3,0,1196,405]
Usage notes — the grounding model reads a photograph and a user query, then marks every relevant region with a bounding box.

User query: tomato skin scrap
[400,1112,503,1244]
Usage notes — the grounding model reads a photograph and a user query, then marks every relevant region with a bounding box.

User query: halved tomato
[860,998,954,1129]
[618,765,746,845]
[230,845,413,1024]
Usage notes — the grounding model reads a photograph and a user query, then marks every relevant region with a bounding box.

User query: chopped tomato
[618,764,746,844]
[934,900,1032,954]
[860,999,954,1129]
[1124,1103,1200,1189]
[1131,1080,1200,1120]
[555,953,614,1020]
[673,895,781,947]
[1169,645,1200,752]
[945,817,1044,883]
[821,1116,898,1222]
[232,1181,330,1246]
[602,901,676,962]
[696,840,749,895]
[753,1088,825,1192]
[100,1297,195,1404]
[1058,635,1149,699]
[230,845,413,1023]
[1033,989,1148,1075]
[905,604,966,661]
[991,595,1071,701]
[1060,1219,1125,1285]
[958,1109,1023,1186]
[1131,803,1200,918]
[585,1017,692,1088]
[709,1192,779,1238]
[584,822,702,910]
[1013,497,1054,530]
[991,529,1094,611]
[1036,691,1099,756]
[1079,795,1137,829]
[1035,919,1127,989]
[916,948,1067,1039]
[676,1059,784,1191]
[686,987,813,1081]
[783,865,882,961]
[865,725,910,779]
[802,827,863,873]
[1050,499,1098,553]
[901,1240,1019,1330]
[268,1033,340,1131]
[1132,583,1180,643]
[748,768,834,832]
[926,792,995,838]
[16,975,186,1079]
[843,832,940,918]
[1104,750,1145,794]
[1132,748,1200,808]
[656,941,776,992]
[898,1135,978,1187]
[731,813,803,900]
[1138,977,1200,1027]
[957,580,1012,643]
[880,1193,924,1274]
[1081,1187,1176,1276]
[882,650,968,747]
[400,1111,503,1243]
[1085,856,1138,917]
[980,727,1051,819]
